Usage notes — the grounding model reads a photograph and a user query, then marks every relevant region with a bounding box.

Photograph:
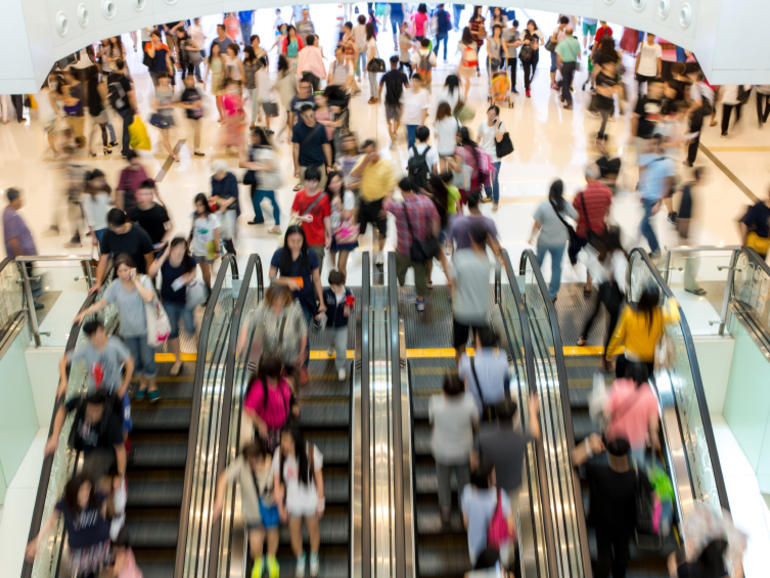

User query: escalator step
[320,470,350,504]
[414,424,431,456]
[278,511,349,544]
[303,432,349,465]
[126,479,184,508]
[148,380,195,399]
[297,401,350,428]
[417,542,471,578]
[132,562,174,578]
[572,412,598,442]
[125,520,179,548]
[415,464,466,495]
[276,547,348,578]
[416,504,467,536]
[132,406,192,432]
[130,442,188,470]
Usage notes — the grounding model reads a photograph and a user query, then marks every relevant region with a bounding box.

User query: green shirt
[556,36,580,63]
[447,185,461,215]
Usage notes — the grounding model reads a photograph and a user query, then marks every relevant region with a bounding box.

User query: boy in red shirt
[290,166,332,273]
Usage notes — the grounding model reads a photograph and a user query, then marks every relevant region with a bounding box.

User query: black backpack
[407,145,431,188]
[108,76,129,113]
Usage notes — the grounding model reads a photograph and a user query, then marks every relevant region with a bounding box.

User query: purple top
[3,206,37,258]
[448,215,498,250]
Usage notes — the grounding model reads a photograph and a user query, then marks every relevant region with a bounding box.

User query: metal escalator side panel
[499,250,559,578]
[205,254,263,578]
[175,255,239,578]
[353,252,371,578]
[22,265,116,578]
[519,249,592,578]
[628,249,730,519]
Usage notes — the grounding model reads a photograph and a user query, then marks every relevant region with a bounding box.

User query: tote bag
[142,276,171,347]
[128,116,151,151]
[487,489,514,551]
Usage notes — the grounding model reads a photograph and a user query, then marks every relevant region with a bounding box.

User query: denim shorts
[163,301,195,339]
[123,335,158,379]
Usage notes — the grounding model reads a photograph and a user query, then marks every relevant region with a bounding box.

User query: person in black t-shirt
[106,60,136,157]
[45,390,127,479]
[128,179,171,251]
[378,56,410,147]
[632,78,664,140]
[93,208,154,293]
[573,435,649,578]
[178,74,205,157]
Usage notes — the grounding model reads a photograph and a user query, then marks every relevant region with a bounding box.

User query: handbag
[545,36,557,52]
[149,112,169,129]
[490,57,502,70]
[185,279,209,309]
[495,122,514,158]
[453,101,476,124]
[588,372,609,427]
[654,332,676,372]
[451,161,472,190]
[334,219,359,245]
[367,58,386,73]
[142,277,171,347]
[403,199,439,262]
[128,116,151,150]
[550,198,580,263]
[487,489,513,551]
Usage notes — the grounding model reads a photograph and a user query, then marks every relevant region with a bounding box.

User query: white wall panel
[2,0,770,93]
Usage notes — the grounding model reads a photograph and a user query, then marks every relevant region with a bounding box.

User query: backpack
[417,52,433,76]
[407,145,431,188]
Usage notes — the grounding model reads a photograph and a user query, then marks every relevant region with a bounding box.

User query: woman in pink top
[412,4,429,40]
[244,355,297,450]
[296,34,327,82]
[604,363,660,465]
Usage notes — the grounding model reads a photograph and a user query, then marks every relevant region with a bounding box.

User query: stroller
[489,70,513,108]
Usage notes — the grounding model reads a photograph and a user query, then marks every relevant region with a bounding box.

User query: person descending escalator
[244,355,298,451]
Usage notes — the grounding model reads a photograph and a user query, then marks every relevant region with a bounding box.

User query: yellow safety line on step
[155,345,621,363]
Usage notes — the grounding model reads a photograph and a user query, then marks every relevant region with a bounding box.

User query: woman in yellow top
[605,285,678,376]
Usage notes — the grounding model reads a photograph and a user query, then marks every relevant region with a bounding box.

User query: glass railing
[204,254,263,578]
[628,249,730,523]
[22,274,118,578]
[497,251,557,578]
[176,255,239,578]
[731,248,770,351]
[0,258,23,337]
[15,255,99,347]
[519,249,591,578]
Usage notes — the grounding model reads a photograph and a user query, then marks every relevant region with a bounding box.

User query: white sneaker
[309,552,320,577]
[338,367,347,381]
[327,346,334,357]
[296,553,306,578]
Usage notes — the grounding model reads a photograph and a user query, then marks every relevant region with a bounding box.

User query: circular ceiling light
[680,3,693,28]
[77,3,89,27]
[55,11,69,36]
[658,0,671,19]
[102,0,117,20]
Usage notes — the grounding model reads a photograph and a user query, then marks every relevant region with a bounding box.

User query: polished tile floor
[1,5,768,576]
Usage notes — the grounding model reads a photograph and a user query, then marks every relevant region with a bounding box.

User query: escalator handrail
[386,252,408,577]
[175,254,240,578]
[628,248,730,512]
[519,248,593,576]
[359,252,371,578]
[21,264,114,578]
[730,247,770,343]
[205,254,262,578]
[499,250,559,578]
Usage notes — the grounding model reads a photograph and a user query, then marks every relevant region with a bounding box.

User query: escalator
[519,248,731,577]
[390,251,556,577]
[21,256,238,578]
[203,254,370,578]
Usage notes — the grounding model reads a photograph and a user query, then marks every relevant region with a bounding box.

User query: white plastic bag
[185,279,209,310]
[588,372,609,426]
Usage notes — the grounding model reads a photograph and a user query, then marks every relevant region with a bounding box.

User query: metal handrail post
[664,250,673,285]
[719,250,740,335]
[18,262,40,346]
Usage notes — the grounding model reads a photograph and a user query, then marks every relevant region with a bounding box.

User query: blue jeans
[124,335,157,379]
[251,187,281,225]
[433,34,448,60]
[240,21,253,45]
[453,5,463,30]
[536,243,566,299]
[390,16,403,38]
[550,50,558,73]
[163,301,195,339]
[640,198,660,254]
[491,161,501,204]
[406,125,418,149]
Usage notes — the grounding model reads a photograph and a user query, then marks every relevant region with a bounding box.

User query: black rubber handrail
[360,251,372,578]
[387,252,407,577]
[499,250,558,578]
[519,249,593,577]
[22,264,114,578]
[175,254,240,577]
[205,254,262,577]
[629,248,730,512]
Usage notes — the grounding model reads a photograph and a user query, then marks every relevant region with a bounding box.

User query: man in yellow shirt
[350,139,396,268]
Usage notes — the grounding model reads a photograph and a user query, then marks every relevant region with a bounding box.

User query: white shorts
[286,486,319,518]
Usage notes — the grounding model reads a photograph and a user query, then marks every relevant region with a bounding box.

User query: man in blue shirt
[432,4,452,61]
[238,11,253,46]
[637,135,675,256]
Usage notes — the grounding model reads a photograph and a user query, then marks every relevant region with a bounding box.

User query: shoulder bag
[289,190,326,227]
[495,121,514,158]
[402,198,439,263]
[469,357,511,422]
[487,488,514,550]
[142,276,172,347]
[550,198,579,262]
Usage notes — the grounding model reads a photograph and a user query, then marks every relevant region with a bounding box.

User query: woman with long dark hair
[326,170,357,275]
[520,19,543,98]
[241,126,282,232]
[190,192,220,290]
[272,425,325,578]
[86,71,116,157]
[529,179,578,301]
[364,22,379,103]
[26,473,112,577]
[458,27,479,100]
[452,126,484,205]
[269,225,325,383]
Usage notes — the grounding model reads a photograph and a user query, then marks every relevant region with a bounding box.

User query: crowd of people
[6,3,764,578]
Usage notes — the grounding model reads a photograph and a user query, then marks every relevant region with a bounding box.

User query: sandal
[577,336,587,346]
[170,361,183,377]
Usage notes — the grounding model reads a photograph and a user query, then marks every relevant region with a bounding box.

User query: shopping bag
[185,280,209,309]
[654,332,676,372]
[487,489,514,550]
[588,372,609,427]
[143,277,171,347]
[128,116,151,150]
